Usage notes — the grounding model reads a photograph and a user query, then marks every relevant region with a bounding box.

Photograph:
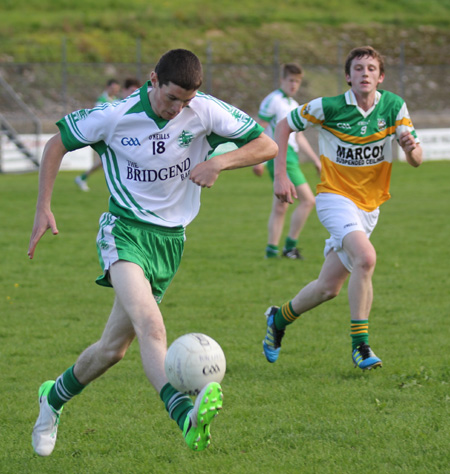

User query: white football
[165,333,226,396]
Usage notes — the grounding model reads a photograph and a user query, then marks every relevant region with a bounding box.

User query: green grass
[1,0,449,63]
[1,161,449,473]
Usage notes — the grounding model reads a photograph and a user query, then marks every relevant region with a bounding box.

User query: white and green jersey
[259,89,299,153]
[95,91,119,106]
[57,81,263,227]
[287,89,418,211]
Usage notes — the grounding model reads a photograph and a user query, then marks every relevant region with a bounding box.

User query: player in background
[253,63,321,260]
[121,77,142,99]
[262,46,422,369]
[74,78,121,191]
[28,49,277,456]
[95,78,121,105]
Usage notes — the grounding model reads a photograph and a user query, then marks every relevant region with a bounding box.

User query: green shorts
[96,213,185,303]
[266,145,307,187]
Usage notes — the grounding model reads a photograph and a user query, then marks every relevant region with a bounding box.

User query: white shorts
[316,193,380,272]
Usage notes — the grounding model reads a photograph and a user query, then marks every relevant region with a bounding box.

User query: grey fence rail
[1,40,449,133]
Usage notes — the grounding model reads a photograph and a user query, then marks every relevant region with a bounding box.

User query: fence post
[136,37,142,81]
[206,42,213,95]
[273,40,280,89]
[0,131,3,173]
[61,37,68,115]
[337,41,343,95]
[399,42,405,98]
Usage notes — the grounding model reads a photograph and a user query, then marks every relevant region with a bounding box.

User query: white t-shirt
[57,82,263,227]
[258,88,299,152]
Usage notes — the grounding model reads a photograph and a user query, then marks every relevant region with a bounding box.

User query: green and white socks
[47,365,86,411]
[266,237,298,258]
[160,383,194,430]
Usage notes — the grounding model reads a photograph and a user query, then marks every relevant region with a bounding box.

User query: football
[164,333,226,396]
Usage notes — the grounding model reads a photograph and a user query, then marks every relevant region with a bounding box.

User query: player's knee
[309,194,316,207]
[134,315,166,345]
[303,194,315,211]
[274,200,288,215]
[353,249,377,274]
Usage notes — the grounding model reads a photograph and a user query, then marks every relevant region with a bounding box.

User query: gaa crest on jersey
[377,118,387,131]
[230,108,248,123]
[73,109,90,121]
[178,130,194,148]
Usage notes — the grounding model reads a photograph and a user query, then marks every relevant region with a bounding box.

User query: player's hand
[274,174,297,204]
[252,164,264,177]
[190,160,221,188]
[314,161,322,176]
[28,209,59,259]
[399,131,417,154]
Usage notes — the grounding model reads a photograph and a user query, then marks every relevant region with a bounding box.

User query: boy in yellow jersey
[262,46,423,369]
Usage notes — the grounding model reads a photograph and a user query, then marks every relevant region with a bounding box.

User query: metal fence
[1,40,449,134]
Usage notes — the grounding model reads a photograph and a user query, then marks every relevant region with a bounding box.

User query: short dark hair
[124,77,141,89]
[281,63,303,78]
[345,46,385,85]
[155,49,203,90]
[106,79,120,87]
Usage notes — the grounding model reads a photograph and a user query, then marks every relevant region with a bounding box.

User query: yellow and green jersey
[287,89,418,211]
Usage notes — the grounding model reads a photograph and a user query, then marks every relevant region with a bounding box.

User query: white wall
[0,133,93,173]
[2,129,449,173]
[398,128,450,162]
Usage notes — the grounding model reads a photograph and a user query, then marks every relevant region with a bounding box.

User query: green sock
[284,237,298,251]
[47,365,86,411]
[266,244,279,258]
[80,172,88,180]
[274,301,301,330]
[350,320,369,350]
[160,383,194,431]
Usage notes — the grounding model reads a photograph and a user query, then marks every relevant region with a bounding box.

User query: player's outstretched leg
[352,342,382,370]
[262,306,285,363]
[183,382,223,451]
[32,381,63,456]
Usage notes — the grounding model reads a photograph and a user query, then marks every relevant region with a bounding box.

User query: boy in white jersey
[254,63,321,259]
[28,49,277,456]
[262,46,422,370]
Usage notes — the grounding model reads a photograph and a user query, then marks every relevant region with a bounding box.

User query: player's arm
[190,133,278,188]
[295,132,321,175]
[257,118,269,129]
[399,131,423,167]
[273,118,297,204]
[28,133,68,259]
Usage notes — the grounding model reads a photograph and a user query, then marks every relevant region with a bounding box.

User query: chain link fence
[1,39,449,133]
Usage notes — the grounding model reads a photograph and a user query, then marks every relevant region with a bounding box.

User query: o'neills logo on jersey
[126,157,191,182]
[336,144,385,166]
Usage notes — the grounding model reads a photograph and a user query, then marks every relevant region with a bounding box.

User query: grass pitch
[1,161,449,473]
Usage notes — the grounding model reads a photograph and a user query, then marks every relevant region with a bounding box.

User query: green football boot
[183,382,223,451]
